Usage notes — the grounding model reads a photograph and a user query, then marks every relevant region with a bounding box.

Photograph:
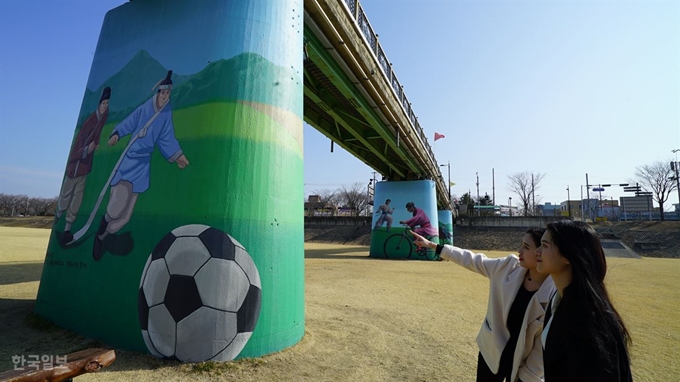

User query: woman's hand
[411,231,435,249]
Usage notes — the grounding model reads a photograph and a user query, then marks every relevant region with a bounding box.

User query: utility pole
[566,186,571,219]
[440,162,452,208]
[492,168,495,206]
[622,197,626,221]
[447,161,451,202]
[647,183,652,221]
[598,184,603,218]
[476,172,480,202]
[531,173,535,216]
[367,179,374,213]
[586,173,591,222]
[580,185,584,220]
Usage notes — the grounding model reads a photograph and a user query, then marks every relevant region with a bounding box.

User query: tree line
[0,194,58,217]
[457,158,678,220]
[4,158,676,220]
[306,182,371,217]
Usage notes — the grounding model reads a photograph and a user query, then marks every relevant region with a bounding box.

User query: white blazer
[440,246,555,382]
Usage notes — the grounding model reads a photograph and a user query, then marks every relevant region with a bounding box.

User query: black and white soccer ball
[138,224,261,362]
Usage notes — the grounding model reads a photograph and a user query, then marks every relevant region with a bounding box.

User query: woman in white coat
[412,228,555,382]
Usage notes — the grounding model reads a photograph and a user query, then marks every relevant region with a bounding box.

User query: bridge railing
[341,0,442,178]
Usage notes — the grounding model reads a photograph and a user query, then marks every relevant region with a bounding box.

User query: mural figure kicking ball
[68,70,189,260]
[94,70,189,260]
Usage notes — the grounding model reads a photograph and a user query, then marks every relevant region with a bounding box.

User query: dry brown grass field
[1,226,678,381]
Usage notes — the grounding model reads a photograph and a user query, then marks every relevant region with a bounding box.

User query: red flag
[434,132,445,141]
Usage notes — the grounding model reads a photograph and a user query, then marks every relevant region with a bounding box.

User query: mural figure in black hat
[93,70,189,261]
[56,86,111,245]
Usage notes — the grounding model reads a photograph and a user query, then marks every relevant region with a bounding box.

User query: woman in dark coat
[536,220,633,381]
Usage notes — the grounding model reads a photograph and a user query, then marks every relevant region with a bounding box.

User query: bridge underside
[303,34,413,182]
[303,0,450,209]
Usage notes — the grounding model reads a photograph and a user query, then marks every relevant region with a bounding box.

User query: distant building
[560,200,584,218]
[598,204,621,221]
[337,207,358,216]
[538,202,562,217]
[498,204,519,217]
[304,195,338,216]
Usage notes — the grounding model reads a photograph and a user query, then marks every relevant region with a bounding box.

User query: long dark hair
[546,221,631,364]
[525,227,546,247]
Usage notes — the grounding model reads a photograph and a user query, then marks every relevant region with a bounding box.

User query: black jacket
[543,289,633,382]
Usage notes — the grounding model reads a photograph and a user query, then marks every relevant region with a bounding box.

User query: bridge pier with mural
[369,180,440,260]
[34,0,455,364]
[438,210,454,245]
[36,0,304,362]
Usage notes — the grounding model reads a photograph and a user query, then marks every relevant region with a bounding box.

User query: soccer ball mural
[138,224,262,362]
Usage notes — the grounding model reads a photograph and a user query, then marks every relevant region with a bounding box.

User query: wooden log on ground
[0,348,116,382]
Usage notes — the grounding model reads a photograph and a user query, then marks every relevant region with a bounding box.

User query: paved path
[600,239,641,259]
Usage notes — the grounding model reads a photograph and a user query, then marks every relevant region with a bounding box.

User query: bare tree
[11,194,28,216]
[460,192,474,216]
[507,171,545,216]
[339,182,370,217]
[0,193,9,216]
[636,160,678,221]
[603,198,621,221]
[0,194,58,217]
[36,197,58,216]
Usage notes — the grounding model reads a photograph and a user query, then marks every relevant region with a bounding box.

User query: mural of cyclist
[399,201,438,238]
[373,198,394,231]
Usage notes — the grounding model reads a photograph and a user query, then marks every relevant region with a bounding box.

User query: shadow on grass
[0,298,182,375]
[0,298,265,378]
[0,298,105,371]
[304,247,372,260]
[0,262,44,285]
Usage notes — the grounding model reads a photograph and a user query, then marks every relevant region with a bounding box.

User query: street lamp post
[440,161,451,207]
[367,179,374,217]
[508,197,512,217]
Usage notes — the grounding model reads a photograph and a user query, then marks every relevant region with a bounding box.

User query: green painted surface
[438,210,453,246]
[38,117,305,354]
[369,228,440,260]
[36,0,305,359]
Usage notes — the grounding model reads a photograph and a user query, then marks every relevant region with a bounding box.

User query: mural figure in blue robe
[93,70,190,261]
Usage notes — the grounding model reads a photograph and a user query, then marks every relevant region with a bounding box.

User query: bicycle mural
[369,180,440,260]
